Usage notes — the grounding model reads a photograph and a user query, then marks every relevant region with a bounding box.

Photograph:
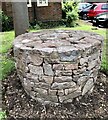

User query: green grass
[0,31,15,80]
[52,20,108,73]
[0,20,108,81]
[0,31,14,53]
[0,56,15,80]
[0,111,7,120]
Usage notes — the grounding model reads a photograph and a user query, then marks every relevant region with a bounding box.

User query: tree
[12,2,29,37]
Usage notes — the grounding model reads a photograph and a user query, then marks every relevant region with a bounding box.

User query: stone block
[55,69,72,76]
[64,86,79,95]
[54,76,72,83]
[80,57,88,65]
[48,89,57,96]
[53,64,64,70]
[28,64,43,75]
[59,87,81,103]
[51,81,76,90]
[87,60,98,70]
[57,89,64,96]
[82,78,94,95]
[26,73,39,82]
[43,76,53,84]
[33,88,48,95]
[43,63,54,76]
[28,53,43,66]
[35,82,50,90]
[77,76,88,87]
[23,78,33,91]
[64,63,78,70]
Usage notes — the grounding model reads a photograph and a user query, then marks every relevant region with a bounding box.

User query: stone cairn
[13,30,103,104]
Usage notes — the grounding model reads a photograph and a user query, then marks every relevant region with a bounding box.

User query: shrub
[62,0,79,27]
[30,20,65,29]
[0,11,13,32]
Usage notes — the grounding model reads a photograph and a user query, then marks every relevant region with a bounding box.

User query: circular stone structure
[14,30,103,104]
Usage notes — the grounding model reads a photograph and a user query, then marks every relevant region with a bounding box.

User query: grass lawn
[0,31,15,80]
[32,20,108,73]
[0,31,15,53]
[0,20,108,80]
[0,20,107,119]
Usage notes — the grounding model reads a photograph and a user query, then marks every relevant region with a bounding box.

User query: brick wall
[35,2,62,21]
[28,4,34,22]
[2,2,34,22]
[2,2,13,18]
[2,2,62,22]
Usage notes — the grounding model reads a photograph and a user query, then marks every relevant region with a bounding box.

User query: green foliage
[30,20,65,29]
[0,31,15,80]
[0,11,13,32]
[0,111,7,120]
[62,0,79,27]
[0,31,14,53]
[0,56,15,80]
[101,38,108,75]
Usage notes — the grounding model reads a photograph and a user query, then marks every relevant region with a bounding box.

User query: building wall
[2,2,62,22]
[2,2,13,17]
[35,2,62,21]
[2,2,34,22]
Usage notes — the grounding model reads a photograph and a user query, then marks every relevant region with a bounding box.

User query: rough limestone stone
[87,60,98,70]
[64,63,78,70]
[80,57,88,65]
[64,86,80,95]
[51,82,76,90]
[59,87,81,103]
[43,63,54,76]
[33,88,48,95]
[34,82,50,90]
[14,30,103,104]
[55,70,72,76]
[57,89,64,96]
[28,64,43,75]
[54,76,72,83]
[26,73,39,82]
[59,50,79,62]
[53,64,64,70]
[28,54,43,66]
[82,78,94,95]
[77,76,88,87]
[48,89,57,96]
[23,78,33,91]
[43,76,53,84]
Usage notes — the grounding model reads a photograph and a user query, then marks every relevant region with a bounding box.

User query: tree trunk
[12,2,29,37]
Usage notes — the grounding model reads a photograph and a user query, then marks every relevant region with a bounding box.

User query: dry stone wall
[13,30,103,104]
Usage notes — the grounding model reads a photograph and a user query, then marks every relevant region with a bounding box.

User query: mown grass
[0,56,15,80]
[0,31,15,80]
[53,20,108,73]
[0,20,108,80]
[0,31,14,53]
[0,111,7,120]
[0,20,107,119]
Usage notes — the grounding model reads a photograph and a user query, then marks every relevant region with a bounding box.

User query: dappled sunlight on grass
[0,31,15,80]
[0,56,15,80]
[0,31,14,53]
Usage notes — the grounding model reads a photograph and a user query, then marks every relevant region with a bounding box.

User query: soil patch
[2,71,108,120]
